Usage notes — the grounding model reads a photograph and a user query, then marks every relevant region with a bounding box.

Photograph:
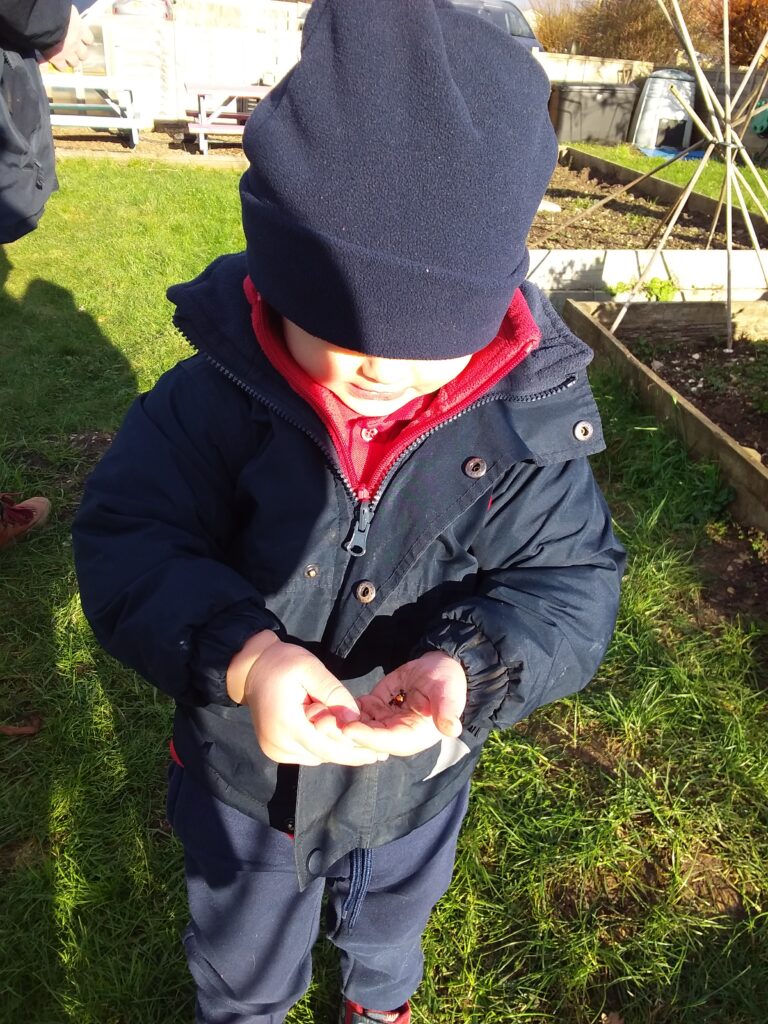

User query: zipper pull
[343,495,372,557]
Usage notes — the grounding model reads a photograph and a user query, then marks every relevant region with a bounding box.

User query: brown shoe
[0,494,51,549]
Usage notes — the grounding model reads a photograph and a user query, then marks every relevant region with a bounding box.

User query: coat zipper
[343,372,577,556]
[361,374,579,527]
[181,338,382,547]
[181,329,576,560]
[343,489,372,556]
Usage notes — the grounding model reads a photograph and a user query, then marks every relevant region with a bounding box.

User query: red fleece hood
[244,278,541,500]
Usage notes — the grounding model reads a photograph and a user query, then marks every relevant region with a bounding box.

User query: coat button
[463,456,487,478]
[355,580,376,604]
[573,420,594,441]
[306,848,323,874]
[304,564,320,579]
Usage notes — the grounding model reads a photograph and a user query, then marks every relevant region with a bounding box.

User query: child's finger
[305,675,361,716]
[429,680,466,737]
[295,715,384,766]
[341,718,439,757]
[331,705,361,725]
[435,714,463,738]
[260,738,322,766]
[305,702,343,737]
[340,721,403,753]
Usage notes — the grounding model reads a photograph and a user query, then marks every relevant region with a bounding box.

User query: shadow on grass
[1,245,342,1023]
[0,244,169,1022]
[0,247,139,443]
[591,916,768,1024]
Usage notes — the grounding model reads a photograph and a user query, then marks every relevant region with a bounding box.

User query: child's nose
[360,356,409,386]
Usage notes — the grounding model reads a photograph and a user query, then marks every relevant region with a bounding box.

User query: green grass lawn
[1,159,767,1024]
[573,142,768,218]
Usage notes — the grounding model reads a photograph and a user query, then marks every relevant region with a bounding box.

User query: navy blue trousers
[167,764,469,1024]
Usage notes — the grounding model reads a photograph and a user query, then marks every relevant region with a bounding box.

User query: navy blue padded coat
[73,253,625,887]
[0,0,69,242]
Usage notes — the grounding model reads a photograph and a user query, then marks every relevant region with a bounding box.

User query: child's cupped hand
[243,638,387,767]
[341,651,467,757]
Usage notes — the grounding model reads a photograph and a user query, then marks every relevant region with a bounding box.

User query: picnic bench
[186,83,271,155]
[42,73,141,148]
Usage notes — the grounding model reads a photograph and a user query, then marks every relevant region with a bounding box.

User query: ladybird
[389,688,407,708]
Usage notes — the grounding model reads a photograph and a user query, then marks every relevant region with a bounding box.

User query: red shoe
[339,999,410,1024]
[0,494,51,550]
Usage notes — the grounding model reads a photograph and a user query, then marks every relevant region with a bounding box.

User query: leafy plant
[748,528,768,562]
[644,276,680,302]
[607,276,680,301]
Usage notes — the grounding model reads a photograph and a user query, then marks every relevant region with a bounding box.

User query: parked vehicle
[448,0,543,51]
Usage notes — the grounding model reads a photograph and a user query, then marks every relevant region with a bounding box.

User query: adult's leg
[167,765,324,1024]
[327,785,470,1014]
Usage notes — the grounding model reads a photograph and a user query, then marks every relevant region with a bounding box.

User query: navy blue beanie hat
[240,0,557,359]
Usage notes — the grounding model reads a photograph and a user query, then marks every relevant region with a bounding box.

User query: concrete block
[528,248,768,301]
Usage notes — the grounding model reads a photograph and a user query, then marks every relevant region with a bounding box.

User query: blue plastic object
[638,146,706,160]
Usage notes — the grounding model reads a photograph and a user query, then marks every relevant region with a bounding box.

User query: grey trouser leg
[183,839,323,1024]
[328,784,470,1012]
[167,763,469,1023]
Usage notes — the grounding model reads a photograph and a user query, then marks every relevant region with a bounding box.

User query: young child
[73,2,625,1022]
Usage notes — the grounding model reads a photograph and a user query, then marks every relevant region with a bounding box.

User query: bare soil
[53,125,246,163]
[695,524,768,626]
[614,330,768,466]
[661,342,768,462]
[529,163,758,251]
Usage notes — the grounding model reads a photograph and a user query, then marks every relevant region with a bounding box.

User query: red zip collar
[244,278,540,502]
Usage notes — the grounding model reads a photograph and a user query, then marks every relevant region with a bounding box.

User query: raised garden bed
[526,161,768,306]
[563,299,768,534]
[529,160,759,252]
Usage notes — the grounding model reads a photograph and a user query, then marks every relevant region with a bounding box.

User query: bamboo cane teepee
[608,0,768,347]
[542,0,768,349]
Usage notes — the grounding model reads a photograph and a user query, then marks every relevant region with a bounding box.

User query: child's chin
[353,400,409,417]
[341,390,414,417]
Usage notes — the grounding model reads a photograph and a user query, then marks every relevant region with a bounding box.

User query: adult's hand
[40,6,94,70]
[235,633,385,767]
[342,651,467,757]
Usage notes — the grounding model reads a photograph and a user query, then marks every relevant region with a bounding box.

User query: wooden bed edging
[563,300,768,534]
